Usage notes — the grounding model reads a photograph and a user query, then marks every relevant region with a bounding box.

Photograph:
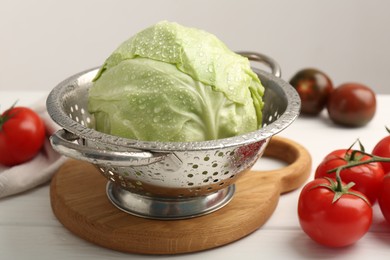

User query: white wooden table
[1,91,390,260]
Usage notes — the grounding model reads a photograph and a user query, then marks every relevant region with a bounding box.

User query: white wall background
[1,0,389,93]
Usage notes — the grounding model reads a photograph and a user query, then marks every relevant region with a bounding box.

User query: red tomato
[298,178,372,247]
[327,83,376,127]
[372,134,390,174]
[378,173,390,224]
[315,149,384,204]
[0,106,46,166]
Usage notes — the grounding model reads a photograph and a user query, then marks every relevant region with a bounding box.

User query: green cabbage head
[88,21,265,142]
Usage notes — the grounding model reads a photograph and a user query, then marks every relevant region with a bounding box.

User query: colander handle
[238,51,282,78]
[50,129,171,167]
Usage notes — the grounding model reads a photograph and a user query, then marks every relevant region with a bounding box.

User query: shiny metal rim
[46,53,300,152]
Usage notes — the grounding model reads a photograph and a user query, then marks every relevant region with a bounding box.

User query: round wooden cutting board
[50,136,311,255]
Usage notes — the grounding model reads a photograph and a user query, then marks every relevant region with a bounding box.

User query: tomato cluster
[289,69,376,127]
[314,149,384,205]
[298,132,390,248]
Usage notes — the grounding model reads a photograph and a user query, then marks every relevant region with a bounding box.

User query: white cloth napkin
[0,98,66,199]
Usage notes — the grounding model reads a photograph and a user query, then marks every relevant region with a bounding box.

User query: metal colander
[46,52,300,220]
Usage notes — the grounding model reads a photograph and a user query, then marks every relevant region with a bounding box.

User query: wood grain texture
[50,136,311,255]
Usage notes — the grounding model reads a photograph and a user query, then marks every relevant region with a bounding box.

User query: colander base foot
[106,182,235,220]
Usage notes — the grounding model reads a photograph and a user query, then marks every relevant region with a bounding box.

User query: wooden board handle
[253,136,312,194]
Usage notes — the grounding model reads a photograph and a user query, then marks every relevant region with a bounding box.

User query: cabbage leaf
[88,21,265,142]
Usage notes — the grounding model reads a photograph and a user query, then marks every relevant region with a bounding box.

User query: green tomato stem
[0,101,18,131]
[327,150,390,198]
[334,167,344,192]
[313,177,368,205]
[328,152,390,174]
